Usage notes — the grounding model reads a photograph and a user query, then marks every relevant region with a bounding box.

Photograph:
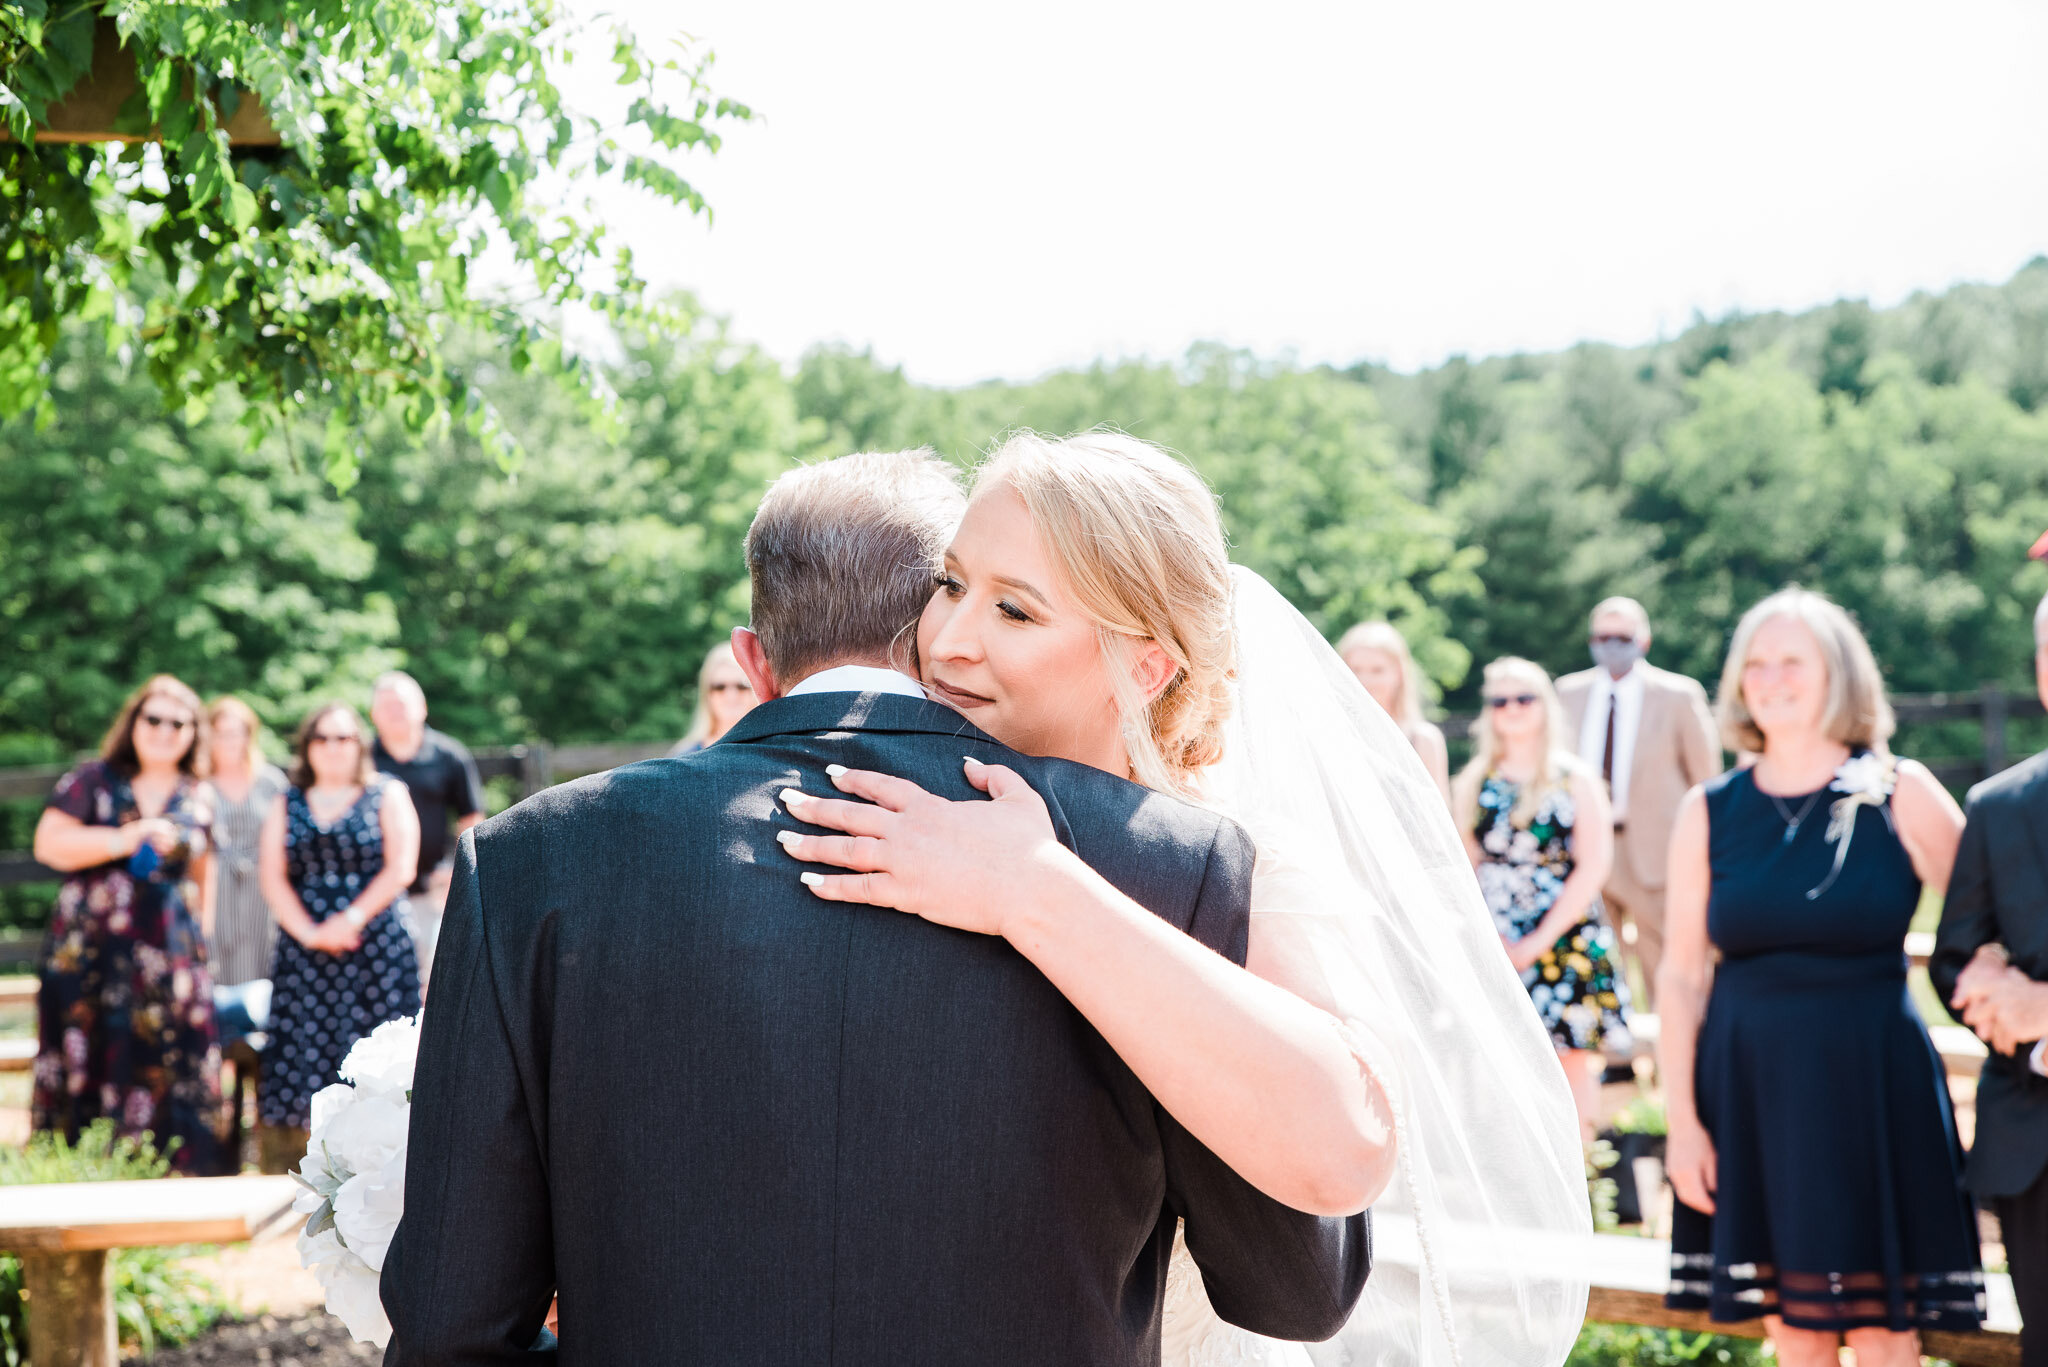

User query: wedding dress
[1158,569,1591,1367]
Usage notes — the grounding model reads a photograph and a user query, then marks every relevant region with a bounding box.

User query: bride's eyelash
[935,571,964,597]
[998,600,1032,624]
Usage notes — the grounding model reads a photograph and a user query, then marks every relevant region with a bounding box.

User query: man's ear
[1132,641,1179,705]
[732,627,783,702]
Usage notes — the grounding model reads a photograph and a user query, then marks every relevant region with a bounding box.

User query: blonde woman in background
[1453,656,1629,1141]
[201,696,289,988]
[1337,621,1450,804]
[671,640,759,756]
[1659,589,1979,1365]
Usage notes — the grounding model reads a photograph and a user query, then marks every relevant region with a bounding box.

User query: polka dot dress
[259,778,421,1130]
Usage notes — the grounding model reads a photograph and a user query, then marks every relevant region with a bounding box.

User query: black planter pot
[1598,1130,1668,1225]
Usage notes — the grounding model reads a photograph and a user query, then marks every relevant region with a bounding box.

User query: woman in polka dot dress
[256,702,422,1166]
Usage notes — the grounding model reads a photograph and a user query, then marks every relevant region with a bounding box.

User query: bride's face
[917,486,1126,769]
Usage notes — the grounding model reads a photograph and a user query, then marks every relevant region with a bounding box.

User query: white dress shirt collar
[1577,660,1647,821]
[784,664,927,701]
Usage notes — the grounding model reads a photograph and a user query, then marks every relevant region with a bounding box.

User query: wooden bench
[0,1174,298,1367]
[1371,1214,2024,1365]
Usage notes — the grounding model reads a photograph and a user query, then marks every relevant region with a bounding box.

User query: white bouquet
[292,1015,421,1346]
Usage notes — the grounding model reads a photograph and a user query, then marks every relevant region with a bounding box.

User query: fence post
[514,744,553,799]
[1982,682,2008,780]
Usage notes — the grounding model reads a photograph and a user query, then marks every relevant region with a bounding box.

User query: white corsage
[1807,752,1897,900]
[293,1015,421,1346]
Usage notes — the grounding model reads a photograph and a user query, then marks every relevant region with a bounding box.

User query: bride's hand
[776,758,1075,936]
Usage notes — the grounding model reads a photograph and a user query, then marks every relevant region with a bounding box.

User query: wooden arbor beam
[1,18,278,146]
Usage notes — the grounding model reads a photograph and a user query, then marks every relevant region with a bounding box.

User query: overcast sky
[574,0,2048,386]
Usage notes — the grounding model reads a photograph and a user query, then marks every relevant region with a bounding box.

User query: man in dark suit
[1933,587,2048,1367]
[381,448,1370,1364]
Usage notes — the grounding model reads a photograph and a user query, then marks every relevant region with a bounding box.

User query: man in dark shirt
[370,671,483,982]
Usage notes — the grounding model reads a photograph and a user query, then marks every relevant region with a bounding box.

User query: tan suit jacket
[1557,662,1722,891]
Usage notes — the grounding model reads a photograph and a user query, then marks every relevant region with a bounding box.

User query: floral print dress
[35,760,224,1173]
[1473,772,1632,1053]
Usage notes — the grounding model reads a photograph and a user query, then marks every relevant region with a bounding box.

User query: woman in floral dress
[30,675,224,1173]
[1454,656,1630,1141]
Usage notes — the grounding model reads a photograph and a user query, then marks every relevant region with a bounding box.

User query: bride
[777,430,1592,1367]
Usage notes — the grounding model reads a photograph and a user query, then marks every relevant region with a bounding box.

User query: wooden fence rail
[0,686,2040,892]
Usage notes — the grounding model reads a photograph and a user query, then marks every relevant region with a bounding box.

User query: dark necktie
[1602,692,1618,789]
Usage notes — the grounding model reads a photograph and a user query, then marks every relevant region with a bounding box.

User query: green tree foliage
[0,0,749,485]
[0,328,399,750]
[4,264,2047,793]
[349,311,800,745]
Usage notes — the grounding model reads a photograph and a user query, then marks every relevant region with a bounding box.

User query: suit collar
[720,691,1005,750]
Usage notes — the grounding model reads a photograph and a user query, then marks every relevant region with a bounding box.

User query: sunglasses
[138,712,194,732]
[707,682,752,694]
[309,732,361,745]
[1485,694,1541,709]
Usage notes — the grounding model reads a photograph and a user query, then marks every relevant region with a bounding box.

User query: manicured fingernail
[800,871,824,887]
[779,788,804,805]
[963,755,983,767]
[826,763,848,777]
[776,830,800,849]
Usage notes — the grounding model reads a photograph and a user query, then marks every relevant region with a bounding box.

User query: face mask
[1590,638,1645,676]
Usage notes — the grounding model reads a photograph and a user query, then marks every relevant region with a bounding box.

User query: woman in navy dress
[1660,589,1981,1366]
[255,702,421,1168]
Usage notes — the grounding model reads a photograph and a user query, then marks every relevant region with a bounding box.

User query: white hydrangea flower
[297,1014,423,1349]
[340,1015,420,1101]
[333,1150,408,1271]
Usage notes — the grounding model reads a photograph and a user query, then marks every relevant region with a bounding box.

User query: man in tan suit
[1557,597,1722,1008]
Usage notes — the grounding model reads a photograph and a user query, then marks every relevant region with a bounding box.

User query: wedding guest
[669,640,759,756]
[1454,656,1629,1141]
[1556,596,1721,1007]
[1933,585,2048,1367]
[201,696,288,989]
[1337,621,1451,804]
[30,675,223,1173]
[256,703,421,1172]
[369,671,481,979]
[1662,588,1981,1366]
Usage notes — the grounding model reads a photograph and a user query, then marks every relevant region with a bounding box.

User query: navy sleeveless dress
[1666,761,1983,1333]
[258,778,422,1130]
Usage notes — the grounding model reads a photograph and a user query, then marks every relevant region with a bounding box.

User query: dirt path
[122,1312,380,1366]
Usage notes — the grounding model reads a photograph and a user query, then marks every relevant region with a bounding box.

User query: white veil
[1207,568,1591,1367]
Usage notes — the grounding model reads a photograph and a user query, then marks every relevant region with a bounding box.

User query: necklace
[1768,789,1825,844]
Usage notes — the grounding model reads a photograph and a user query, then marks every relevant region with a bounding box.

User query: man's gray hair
[1590,596,1651,639]
[745,449,966,682]
[371,670,426,711]
[2035,589,2048,646]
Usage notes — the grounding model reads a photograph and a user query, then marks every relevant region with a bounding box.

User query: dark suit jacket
[1933,748,2048,1198]
[382,692,1371,1365]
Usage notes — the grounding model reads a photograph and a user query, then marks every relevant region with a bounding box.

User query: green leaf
[227,182,257,231]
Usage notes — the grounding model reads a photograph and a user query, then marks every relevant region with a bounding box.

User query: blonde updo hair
[974,430,1235,799]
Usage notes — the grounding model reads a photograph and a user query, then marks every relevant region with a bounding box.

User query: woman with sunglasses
[255,702,422,1171]
[669,639,759,756]
[1453,656,1630,1140]
[30,674,225,1172]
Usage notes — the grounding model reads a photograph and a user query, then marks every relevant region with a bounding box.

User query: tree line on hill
[5,262,2048,774]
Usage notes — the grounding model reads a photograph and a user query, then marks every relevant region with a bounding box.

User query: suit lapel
[2022,755,2048,892]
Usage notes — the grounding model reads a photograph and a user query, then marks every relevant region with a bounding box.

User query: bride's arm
[780,759,1395,1218]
